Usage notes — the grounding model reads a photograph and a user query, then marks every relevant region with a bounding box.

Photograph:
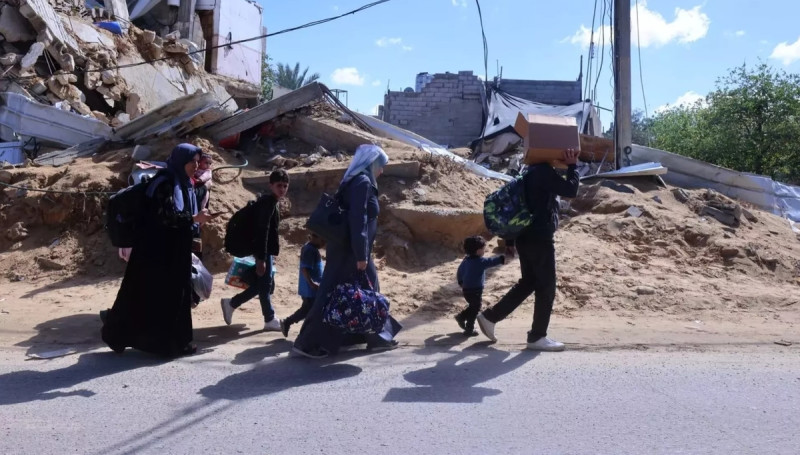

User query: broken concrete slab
[34,137,108,166]
[204,82,326,142]
[19,0,82,54]
[66,19,116,48]
[388,204,486,249]
[112,91,220,142]
[0,4,37,42]
[0,92,112,147]
[291,115,377,154]
[20,42,45,70]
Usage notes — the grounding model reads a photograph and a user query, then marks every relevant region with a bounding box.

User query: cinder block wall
[383,71,484,147]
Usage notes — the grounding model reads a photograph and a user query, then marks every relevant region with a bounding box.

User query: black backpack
[105,180,150,248]
[224,197,263,257]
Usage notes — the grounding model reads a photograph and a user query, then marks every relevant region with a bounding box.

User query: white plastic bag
[191,253,213,301]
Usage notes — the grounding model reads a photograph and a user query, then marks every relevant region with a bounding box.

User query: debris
[652,195,663,204]
[131,145,151,161]
[0,53,21,66]
[626,206,643,218]
[303,153,321,166]
[6,222,28,241]
[0,169,11,184]
[700,205,738,227]
[672,188,690,203]
[0,4,37,42]
[26,348,79,359]
[205,82,326,141]
[774,340,792,347]
[720,247,740,259]
[36,256,65,270]
[20,41,45,70]
[635,286,656,296]
[742,209,759,223]
[95,21,123,35]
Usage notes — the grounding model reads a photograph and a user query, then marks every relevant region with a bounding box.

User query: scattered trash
[26,348,79,359]
[94,21,123,35]
[626,206,643,218]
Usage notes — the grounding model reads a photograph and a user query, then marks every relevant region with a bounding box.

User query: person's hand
[356,261,368,271]
[193,209,212,224]
[505,246,517,260]
[311,282,320,291]
[562,148,580,165]
[256,260,267,277]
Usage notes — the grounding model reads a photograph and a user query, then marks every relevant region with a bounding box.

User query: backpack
[105,180,150,248]
[483,171,534,239]
[224,198,261,257]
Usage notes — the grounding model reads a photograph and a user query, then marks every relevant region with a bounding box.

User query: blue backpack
[483,172,534,239]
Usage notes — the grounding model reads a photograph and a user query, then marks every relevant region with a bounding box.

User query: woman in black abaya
[102,144,212,357]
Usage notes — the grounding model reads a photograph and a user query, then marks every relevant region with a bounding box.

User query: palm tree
[275,62,320,90]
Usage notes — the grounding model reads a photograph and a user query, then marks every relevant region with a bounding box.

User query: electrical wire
[635,0,650,121]
[1,0,392,82]
[475,0,489,83]
[592,0,608,101]
[583,0,599,100]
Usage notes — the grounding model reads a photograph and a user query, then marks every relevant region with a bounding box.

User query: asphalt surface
[0,332,798,455]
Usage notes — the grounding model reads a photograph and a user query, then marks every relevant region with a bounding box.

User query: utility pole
[613,0,632,169]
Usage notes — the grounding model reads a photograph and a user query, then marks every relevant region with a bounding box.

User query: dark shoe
[291,346,328,359]
[367,339,399,352]
[454,314,466,331]
[280,320,291,338]
[463,329,479,337]
[178,343,198,357]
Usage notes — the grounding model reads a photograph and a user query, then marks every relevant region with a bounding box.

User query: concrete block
[20,41,45,70]
[0,4,37,42]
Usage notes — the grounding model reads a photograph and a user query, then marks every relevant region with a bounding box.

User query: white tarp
[630,144,800,222]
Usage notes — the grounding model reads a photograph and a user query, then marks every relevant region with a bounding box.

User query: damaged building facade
[0,0,264,162]
[380,70,590,148]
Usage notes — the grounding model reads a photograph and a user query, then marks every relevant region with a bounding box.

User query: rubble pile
[0,0,222,129]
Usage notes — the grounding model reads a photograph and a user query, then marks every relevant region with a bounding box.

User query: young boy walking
[281,232,325,337]
[455,235,505,336]
[221,169,289,331]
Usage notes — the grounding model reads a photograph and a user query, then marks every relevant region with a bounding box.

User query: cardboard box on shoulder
[514,112,581,166]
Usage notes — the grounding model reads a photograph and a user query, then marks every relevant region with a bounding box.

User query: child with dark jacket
[455,236,506,336]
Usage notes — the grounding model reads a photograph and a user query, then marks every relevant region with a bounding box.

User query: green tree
[649,62,800,183]
[604,109,653,146]
[261,55,275,101]
[274,62,320,90]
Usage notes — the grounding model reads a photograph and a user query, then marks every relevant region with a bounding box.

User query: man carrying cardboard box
[476,114,581,351]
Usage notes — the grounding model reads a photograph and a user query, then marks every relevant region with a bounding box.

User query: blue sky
[258,0,800,130]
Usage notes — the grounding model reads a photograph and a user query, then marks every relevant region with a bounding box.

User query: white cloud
[372,80,382,87]
[451,0,467,6]
[735,30,746,37]
[770,36,800,65]
[376,37,403,47]
[656,91,705,113]
[331,67,365,86]
[376,37,412,51]
[567,1,710,48]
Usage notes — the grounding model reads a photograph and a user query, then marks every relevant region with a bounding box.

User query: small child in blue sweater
[456,236,506,336]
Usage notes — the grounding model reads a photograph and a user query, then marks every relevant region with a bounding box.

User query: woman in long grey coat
[292,145,402,358]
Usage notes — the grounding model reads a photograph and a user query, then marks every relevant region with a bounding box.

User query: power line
[583,0,599,100]
[592,0,608,101]
[634,0,649,119]
[475,0,489,83]
[2,0,392,82]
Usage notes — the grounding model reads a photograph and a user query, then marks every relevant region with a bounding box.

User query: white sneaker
[220,298,234,325]
[476,313,497,342]
[264,318,282,332]
[526,337,565,352]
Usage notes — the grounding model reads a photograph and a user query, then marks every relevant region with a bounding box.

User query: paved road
[0,334,798,455]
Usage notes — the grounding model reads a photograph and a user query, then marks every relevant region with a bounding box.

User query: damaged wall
[383,71,485,148]
[493,78,582,106]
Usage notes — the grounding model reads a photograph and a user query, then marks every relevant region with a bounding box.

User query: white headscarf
[340,144,389,188]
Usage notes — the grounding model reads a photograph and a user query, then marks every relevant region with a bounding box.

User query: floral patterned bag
[323,272,390,334]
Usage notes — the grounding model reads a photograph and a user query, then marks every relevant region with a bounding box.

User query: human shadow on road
[199,352,363,401]
[383,334,538,404]
[0,351,161,406]
[15,313,105,357]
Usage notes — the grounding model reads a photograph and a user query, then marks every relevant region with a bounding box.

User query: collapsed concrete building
[0,0,264,162]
